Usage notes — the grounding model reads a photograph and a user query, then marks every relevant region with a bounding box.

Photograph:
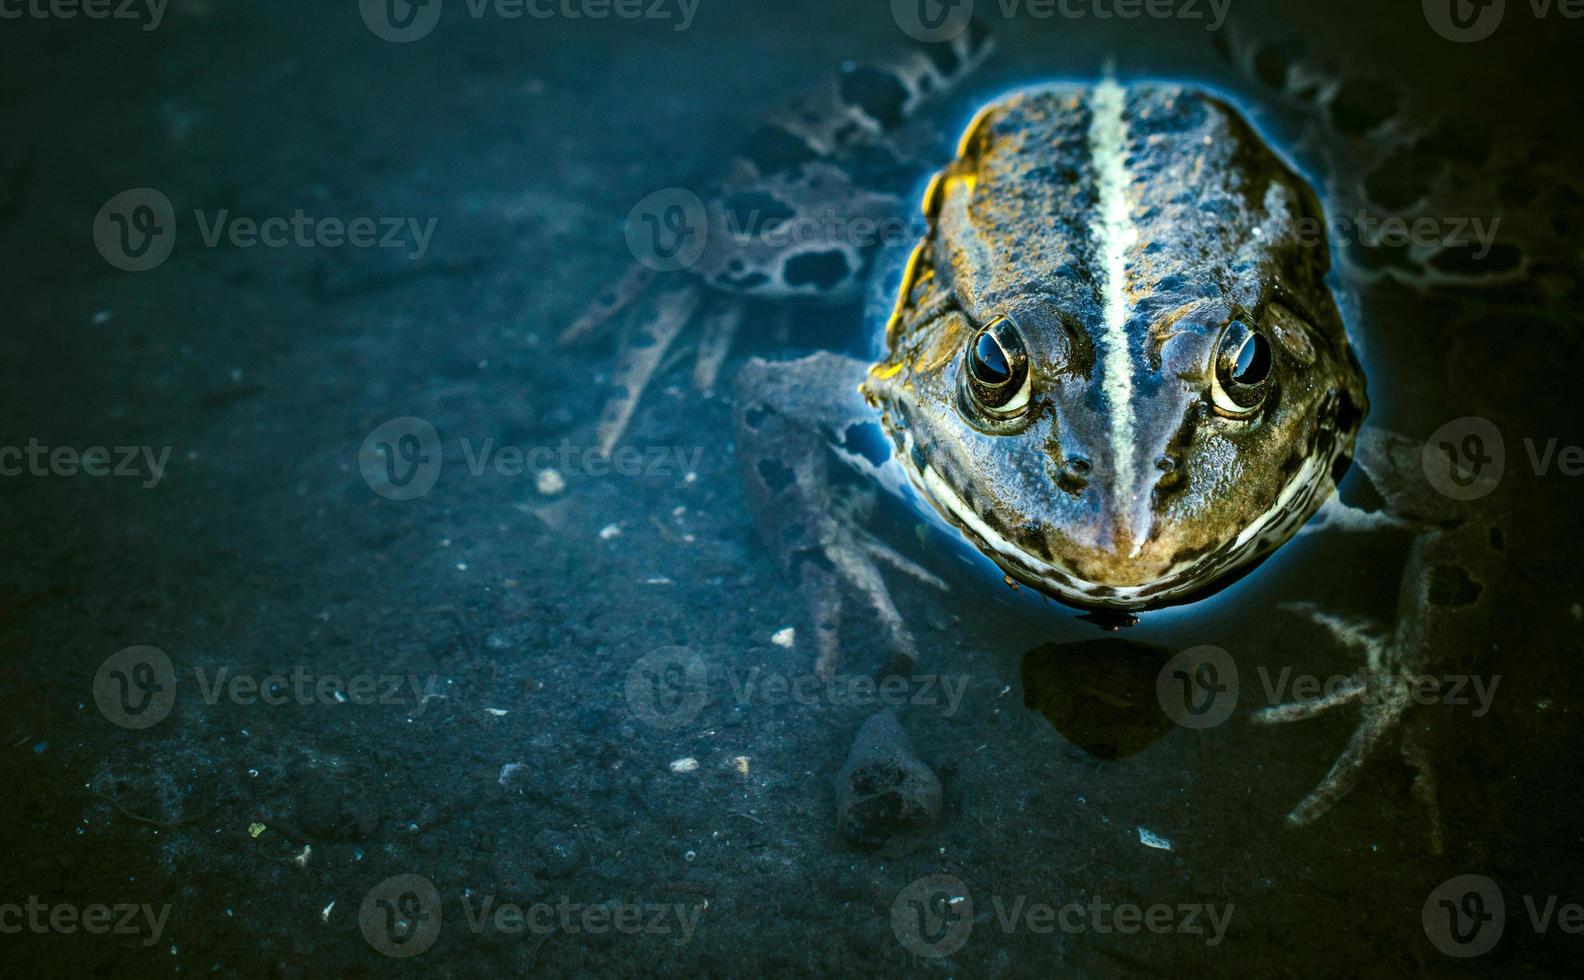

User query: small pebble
[536,468,566,496]
[771,627,795,649]
[669,757,699,774]
[599,524,622,541]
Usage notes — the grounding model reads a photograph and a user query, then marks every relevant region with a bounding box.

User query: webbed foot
[565,278,747,456]
[735,353,944,680]
[1254,602,1443,853]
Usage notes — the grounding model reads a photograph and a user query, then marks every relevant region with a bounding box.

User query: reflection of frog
[567,24,1576,847]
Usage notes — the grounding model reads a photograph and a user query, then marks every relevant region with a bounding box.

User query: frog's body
[568,28,1567,847]
[863,81,1365,611]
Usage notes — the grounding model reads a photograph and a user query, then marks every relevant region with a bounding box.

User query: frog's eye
[1211,319,1273,417]
[965,315,1031,417]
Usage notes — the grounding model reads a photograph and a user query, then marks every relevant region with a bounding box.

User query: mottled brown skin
[862,84,1367,608]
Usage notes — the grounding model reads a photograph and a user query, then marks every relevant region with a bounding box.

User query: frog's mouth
[899,428,1345,612]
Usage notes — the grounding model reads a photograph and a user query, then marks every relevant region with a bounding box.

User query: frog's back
[938,82,1340,351]
[869,79,1367,609]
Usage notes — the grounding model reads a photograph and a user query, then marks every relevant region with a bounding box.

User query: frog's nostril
[1154,453,1185,494]
[1056,454,1092,493]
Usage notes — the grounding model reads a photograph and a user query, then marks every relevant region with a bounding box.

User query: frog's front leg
[1255,429,1504,852]
[564,30,994,455]
[734,352,945,680]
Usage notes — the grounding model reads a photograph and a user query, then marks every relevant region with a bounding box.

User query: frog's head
[863,82,1367,611]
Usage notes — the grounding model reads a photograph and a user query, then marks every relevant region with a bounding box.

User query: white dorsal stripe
[1087,78,1141,552]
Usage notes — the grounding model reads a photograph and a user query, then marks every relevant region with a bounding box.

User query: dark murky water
[2,0,1582,975]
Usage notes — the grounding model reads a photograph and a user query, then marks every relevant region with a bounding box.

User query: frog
[565,22,1577,849]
